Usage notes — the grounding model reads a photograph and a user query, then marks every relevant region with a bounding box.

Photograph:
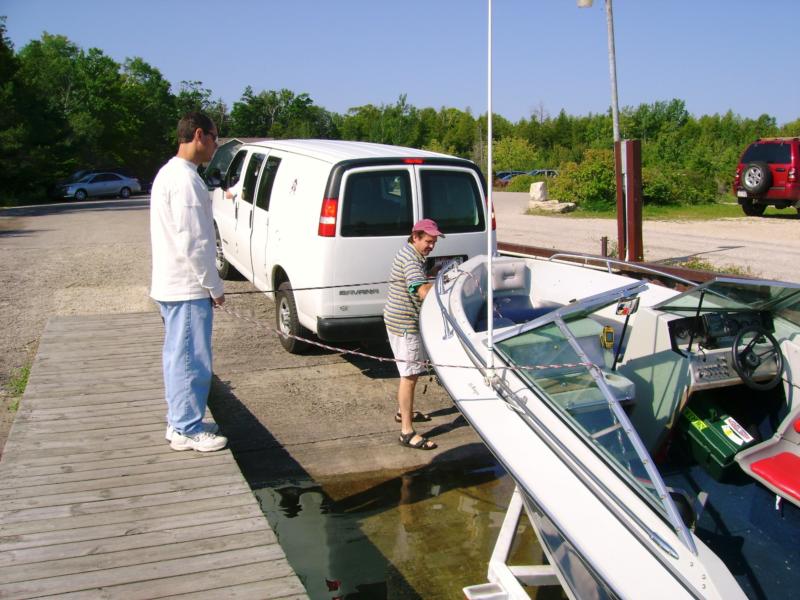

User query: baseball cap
[412,218,445,238]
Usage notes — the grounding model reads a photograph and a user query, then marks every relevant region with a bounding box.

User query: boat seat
[494,295,546,323]
[479,296,555,326]
[750,452,800,503]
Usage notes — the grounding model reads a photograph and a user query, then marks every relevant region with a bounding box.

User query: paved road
[494,192,800,283]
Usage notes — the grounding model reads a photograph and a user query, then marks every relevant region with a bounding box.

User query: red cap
[412,218,445,238]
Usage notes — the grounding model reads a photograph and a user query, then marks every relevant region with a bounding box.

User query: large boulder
[527,199,577,213]
[528,181,575,212]
[529,181,548,201]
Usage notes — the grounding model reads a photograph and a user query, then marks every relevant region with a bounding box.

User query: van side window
[421,170,485,233]
[241,153,266,204]
[341,171,413,237]
[255,156,282,211]
[225,149,248,189]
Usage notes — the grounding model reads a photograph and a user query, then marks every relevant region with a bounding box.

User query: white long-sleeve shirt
[150,156,224,301]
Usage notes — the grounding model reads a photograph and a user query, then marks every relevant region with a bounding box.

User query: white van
[208,139,495,353]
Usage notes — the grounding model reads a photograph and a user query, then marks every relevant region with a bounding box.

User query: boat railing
[434,260,462,341]
[548,253,697,288]
[434,260,497,367]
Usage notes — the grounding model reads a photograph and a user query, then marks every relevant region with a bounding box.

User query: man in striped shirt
[384,219,444,450]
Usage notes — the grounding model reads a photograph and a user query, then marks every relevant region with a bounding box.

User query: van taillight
[403,158,424,164]
[484,197,497,230]
[789,168,796,182]
[318,197,338,237]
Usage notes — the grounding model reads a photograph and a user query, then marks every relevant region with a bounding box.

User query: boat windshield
[495,299,687,542]
[654,277,800,323]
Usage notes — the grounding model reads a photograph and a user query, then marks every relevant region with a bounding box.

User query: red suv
[733,137,799,216]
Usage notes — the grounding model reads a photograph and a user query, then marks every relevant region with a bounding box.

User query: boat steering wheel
[731,326,784,391]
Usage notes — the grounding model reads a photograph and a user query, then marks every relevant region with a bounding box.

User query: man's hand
[212,294,225,307]
[417,283,432,301]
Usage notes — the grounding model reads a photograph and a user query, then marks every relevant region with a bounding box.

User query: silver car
[60,172,142,201]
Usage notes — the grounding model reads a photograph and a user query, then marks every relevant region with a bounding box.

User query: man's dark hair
[177,112,214,143]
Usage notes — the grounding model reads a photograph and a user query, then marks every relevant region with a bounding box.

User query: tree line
[2,19,798,206]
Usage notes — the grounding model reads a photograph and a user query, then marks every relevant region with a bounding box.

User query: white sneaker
[170,431,228,452]
[165,422,219,441]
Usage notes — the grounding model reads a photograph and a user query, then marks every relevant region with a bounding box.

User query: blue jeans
[157,298,214,436]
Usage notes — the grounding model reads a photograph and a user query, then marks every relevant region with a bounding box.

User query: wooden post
[614,140,643,262]
[614,141,626,262]
[625,139,643,261]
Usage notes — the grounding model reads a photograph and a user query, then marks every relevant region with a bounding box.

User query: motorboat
[420,253,800,599]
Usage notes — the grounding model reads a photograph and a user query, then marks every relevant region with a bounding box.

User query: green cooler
[677,397,758,480]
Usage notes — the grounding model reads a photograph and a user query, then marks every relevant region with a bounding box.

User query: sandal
[395,411,432,424]
[399,430,437,450]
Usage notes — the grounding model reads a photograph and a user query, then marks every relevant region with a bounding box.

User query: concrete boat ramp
[0,313,307,599]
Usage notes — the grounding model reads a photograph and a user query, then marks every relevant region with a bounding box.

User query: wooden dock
[0,313,308,599]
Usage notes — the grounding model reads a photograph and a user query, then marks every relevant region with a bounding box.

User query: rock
[529,181,548,201]
[527,200,577,213]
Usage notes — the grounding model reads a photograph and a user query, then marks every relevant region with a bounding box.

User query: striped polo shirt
[384,242,428,335]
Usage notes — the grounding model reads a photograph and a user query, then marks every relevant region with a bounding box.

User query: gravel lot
[1,194,799,460]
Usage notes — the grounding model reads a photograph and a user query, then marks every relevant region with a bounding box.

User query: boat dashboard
[666,310,777,391]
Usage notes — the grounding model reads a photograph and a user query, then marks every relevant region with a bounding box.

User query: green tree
[341,95,423,146]
[1,27,72,200]
[120,57,176,179]
[229,87,332,138]
[16,34,130,171]
[549,148,615,208]
[492,136,539,171]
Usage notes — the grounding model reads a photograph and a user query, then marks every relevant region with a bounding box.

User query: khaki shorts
[387,330,428,377]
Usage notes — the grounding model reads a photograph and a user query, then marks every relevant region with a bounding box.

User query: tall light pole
[578,0,621,142]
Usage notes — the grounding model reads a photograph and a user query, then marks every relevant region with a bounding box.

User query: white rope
[219,303,593,374]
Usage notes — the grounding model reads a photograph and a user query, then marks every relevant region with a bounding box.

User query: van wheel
[214,226,239,279]
[741,199,766,216]
[275,281,310,354]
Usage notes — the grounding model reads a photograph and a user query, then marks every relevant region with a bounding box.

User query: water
[253,460,557,599]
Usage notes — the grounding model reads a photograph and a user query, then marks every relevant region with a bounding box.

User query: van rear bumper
[317,316,387,342]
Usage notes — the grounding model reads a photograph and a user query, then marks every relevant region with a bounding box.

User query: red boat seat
[750,452,800,502]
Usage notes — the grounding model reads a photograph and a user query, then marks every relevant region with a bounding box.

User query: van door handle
[249,210,253,228]
[776,168,786,172]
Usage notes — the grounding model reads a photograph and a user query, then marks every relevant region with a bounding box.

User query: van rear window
[742,143,792,164]
[341,171,413,237]
[421,170,485,233]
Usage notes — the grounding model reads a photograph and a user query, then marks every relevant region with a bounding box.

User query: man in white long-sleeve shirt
[150,112,228,452]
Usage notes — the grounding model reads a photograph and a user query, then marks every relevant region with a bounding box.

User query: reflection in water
[254,461,550,599]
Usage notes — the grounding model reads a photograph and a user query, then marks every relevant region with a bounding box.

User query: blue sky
[3,0,799,125]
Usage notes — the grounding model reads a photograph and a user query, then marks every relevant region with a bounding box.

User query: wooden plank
[0,521,275,574]
[1,451,230,490]
[0,441,185,469]
[161,579,308,600]
[1,472,248,512]
[18,391,166,407]
[0,492,257,537]
[0,481,252,524]
[0,313,307,599]
[38,562,304,600]
[0,460,236,499]
[0,546,286,598]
